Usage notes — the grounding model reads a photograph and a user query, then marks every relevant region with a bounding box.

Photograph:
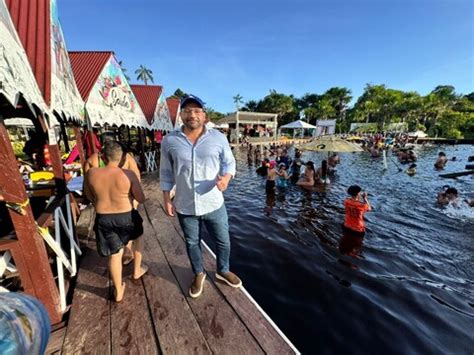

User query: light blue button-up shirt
[160,128,236,216]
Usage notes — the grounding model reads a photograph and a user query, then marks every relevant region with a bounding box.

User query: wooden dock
[47,175,298,354]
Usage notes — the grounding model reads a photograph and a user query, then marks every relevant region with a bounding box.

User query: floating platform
[46,175,299,354]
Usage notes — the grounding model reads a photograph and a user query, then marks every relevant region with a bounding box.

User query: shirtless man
[84,141,147,302]
[84,141,141,264]
[434,152,448,169]
[328,153,340,171]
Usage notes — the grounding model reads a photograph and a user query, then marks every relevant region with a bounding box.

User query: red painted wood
[0,121,62,323]
[0,239,36,296]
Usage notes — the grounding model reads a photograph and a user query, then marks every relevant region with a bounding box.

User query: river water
[204,144,473,354]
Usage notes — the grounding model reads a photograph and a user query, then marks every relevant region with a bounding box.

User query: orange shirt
[344,198,370,232]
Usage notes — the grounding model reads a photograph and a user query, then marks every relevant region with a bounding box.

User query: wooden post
[59,120,70,153]
[0,120,62,323]
[38,116,66,194]
[137,128,147,171]
[273,114,278,141]
[73,126,85,166]
[235,112,239,144]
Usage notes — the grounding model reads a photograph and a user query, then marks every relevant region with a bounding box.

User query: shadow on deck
[47,174,298,354]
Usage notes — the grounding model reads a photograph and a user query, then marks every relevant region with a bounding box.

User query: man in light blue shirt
[160,94,242,298]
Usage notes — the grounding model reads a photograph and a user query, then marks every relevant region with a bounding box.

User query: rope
[5,199,29,216]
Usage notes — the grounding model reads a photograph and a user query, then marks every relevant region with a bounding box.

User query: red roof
[131,85,163,124]
[69,51,112,101]
[6,0,52,105]
[166,98,180,126]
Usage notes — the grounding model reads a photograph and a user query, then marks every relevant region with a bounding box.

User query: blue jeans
[177,204,230,275]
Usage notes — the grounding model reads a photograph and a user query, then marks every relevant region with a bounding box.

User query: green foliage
[233,94,244,110]
[234,84,470,138]
[206,108,225,122]
[169,88,186,99]
[134,65,154,85]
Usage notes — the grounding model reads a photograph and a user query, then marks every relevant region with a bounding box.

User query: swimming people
[256,158,270,176]
[276,163,289,188]
[315,160,331,184]
[437,187,459,206]
[434,152,448,169]
[328,153,340,172]
[406,163,417,175]
[343,185,372,237]
[297,161,315,187]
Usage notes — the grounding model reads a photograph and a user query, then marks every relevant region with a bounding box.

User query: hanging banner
[50,0,84,122]
[151,94,174,132]
[85,56,148,128]
[0,0,48,115]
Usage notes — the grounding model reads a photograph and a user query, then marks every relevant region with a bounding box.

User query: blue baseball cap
[180,94,205,109]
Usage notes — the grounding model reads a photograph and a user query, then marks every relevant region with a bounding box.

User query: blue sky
[60,0,473,113]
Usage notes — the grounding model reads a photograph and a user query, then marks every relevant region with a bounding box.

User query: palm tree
[118,61,131,82]
[233,94,243,110]
[135,65,154,85]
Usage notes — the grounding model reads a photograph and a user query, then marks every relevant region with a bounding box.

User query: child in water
[266,161,277,193]
[344,185,372,237]
[276,163,289,188]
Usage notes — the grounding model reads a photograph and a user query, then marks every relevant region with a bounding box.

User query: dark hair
[445,187,458,195]
[439,152,446,156]
[305,161,315,170]
[348,185,362,197]
[409,163,417,169]
[103,140,123,162]
[321,160,328,177]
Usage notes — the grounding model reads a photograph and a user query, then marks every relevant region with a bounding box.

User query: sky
[59,0,473,113]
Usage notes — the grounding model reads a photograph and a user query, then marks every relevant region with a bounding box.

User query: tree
[206,108,225,122]
[169,88,186,99]
[242,100,259,112]
[258,90,294,125]
[135,65,154,85]
[233,94,243,110]
[118,61,130,82]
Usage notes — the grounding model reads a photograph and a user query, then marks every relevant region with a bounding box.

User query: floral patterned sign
[50,0,84,122]
[86,55,148,128]
[151,93,174,132]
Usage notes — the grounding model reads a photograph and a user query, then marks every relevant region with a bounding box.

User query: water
[205,144,474,354]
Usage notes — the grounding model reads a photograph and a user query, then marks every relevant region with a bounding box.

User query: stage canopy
[217,111,278,143]
[131,85,174,132]
[69,51,148,129]
[166,97,182,130]
[280,120,316,129]
[6,0,84,123]
[0,0,49,118]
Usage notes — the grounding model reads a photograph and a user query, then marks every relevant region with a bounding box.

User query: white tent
[408,130,428,138]
[280,120,317,129]
[206,121,216,129]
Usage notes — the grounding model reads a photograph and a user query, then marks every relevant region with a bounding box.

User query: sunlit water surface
[203,144,473,354]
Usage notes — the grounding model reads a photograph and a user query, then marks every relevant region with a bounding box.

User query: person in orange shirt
[344,185,372,237]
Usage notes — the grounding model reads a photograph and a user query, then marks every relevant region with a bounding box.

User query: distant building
[315,119,336,136]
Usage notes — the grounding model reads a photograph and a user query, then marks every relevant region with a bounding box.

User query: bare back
[86,167,144,214]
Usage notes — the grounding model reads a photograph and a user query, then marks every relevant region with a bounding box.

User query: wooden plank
[62,245,110,354]
[45,326,66,354]
[143,177,295,354]
[139,206,211,353]
[143,197,264,354]
[439,170,474,178]
[110,261,159,354]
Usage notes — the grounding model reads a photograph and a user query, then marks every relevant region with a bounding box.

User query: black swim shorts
[94,210,143,257]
